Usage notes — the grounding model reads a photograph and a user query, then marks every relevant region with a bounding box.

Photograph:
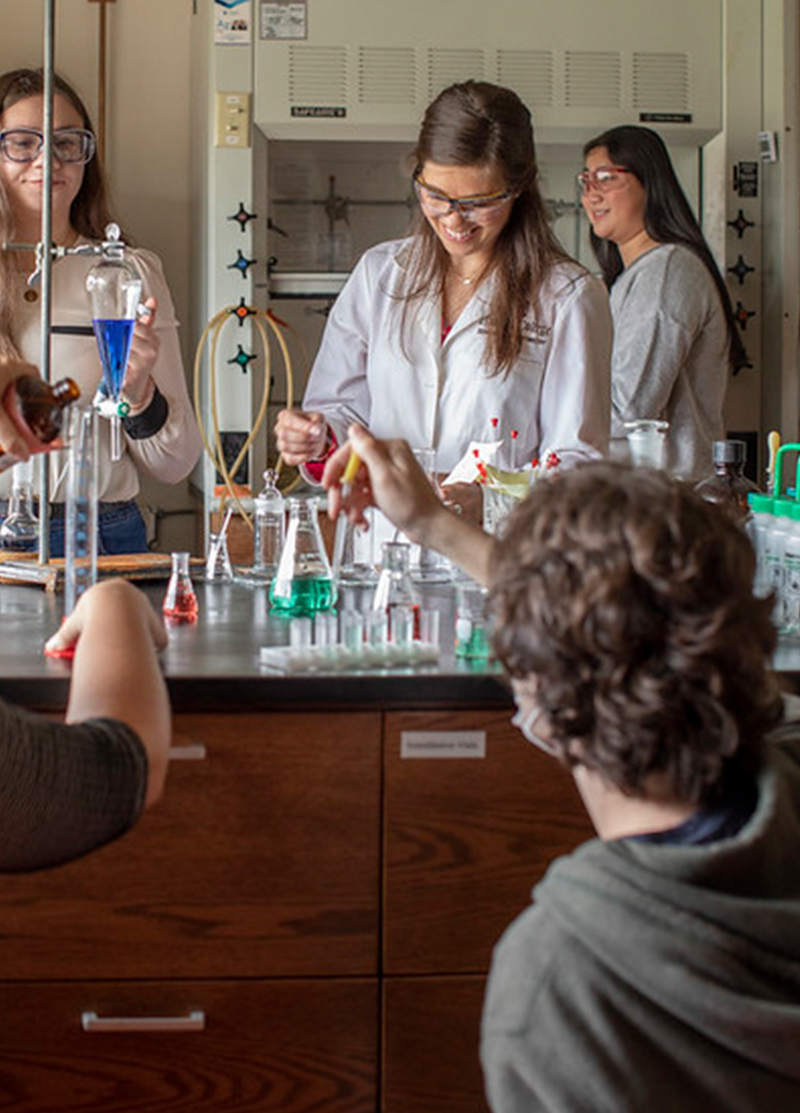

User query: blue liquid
[93,318,135,397]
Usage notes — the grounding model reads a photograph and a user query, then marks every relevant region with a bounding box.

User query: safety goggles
[0,126,96,165]
[413,170,514,222]
[576,166,633,194]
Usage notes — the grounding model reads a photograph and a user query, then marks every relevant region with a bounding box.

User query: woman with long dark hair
[0,68,201,554]
[276,81,611,524]
[580,124,746,481]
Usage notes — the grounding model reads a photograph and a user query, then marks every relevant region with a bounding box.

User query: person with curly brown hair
[324,423,800,1113]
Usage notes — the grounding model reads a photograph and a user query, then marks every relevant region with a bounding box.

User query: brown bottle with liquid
[0,375,81,471]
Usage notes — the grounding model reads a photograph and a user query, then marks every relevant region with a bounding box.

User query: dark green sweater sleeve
[0,697,148,872]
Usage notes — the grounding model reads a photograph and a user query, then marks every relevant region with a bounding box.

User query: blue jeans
[0,500,148,558]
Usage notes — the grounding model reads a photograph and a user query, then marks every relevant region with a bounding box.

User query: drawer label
[400,731,487,759]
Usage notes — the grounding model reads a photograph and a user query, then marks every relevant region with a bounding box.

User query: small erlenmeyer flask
[269,498,337,615]
[253,469,285,580]
[163,551,199,624]
[373,541,420,640]
[0,457,39,552]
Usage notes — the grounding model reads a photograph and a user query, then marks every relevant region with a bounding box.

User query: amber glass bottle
[14,376,81,442]
[0,375,81,470]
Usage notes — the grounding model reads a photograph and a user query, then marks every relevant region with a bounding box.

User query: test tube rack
[260,608,441,674]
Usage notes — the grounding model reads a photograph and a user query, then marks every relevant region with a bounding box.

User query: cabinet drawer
[383,975,489,1113]
[0,712,381,980]
[384,710,593,973]
[0,978,378,1112]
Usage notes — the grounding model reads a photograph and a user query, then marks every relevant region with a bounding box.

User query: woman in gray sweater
[579,125,747,482]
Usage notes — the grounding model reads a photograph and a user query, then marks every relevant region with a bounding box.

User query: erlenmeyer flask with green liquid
[269,497,337,615]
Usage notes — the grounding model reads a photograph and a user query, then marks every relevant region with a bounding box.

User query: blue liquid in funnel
[92,318,135,397]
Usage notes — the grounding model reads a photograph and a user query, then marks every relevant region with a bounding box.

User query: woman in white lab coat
[276,80,611,521]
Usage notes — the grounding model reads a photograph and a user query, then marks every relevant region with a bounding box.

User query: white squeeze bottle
[747,493,773,598]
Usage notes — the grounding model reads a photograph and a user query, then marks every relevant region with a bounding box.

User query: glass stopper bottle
[253,469,285,580]
[0,375,81,471]
[695,440,760,523]
[0,457,39,552]
[163,551,199,624]
[372,541,421,640]
[269,497,337,615]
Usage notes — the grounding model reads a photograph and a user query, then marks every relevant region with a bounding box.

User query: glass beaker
[163,551,199,624]
[269,497,337,615]
[65,405,99,617]
[411,447,451,583]
[455,582,492,659]
[373,541,420,640]
[252,469,285,580]
[205,530,233,582]
[332,513,378,585]
[0,457,39,552]
[625,419,669,469]
[86,225,143,462]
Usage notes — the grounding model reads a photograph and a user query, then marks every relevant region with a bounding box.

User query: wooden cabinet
[0,980,378,1112]
[383,710,593,974]
[381,710,593,1113]
[0,713,381,1112]
[0,707,591,1111]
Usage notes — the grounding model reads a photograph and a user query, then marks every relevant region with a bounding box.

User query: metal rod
[37,0,56,565]
[98,0,107,161]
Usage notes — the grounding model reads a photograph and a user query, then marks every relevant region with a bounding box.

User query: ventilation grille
[358,47,417,104]
[288,45,347,105]
[428,49,486,99]
[564,51,621,108]
[633,52,689,111]
[497,50,555,107]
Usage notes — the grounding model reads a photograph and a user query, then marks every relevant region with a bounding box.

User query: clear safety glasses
[0,126,96,165]
[413,170,514,222]
[576,166,634,194]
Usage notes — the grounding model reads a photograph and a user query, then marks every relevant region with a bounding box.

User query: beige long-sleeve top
[1,242,202,503]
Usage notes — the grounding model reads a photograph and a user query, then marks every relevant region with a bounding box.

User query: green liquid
[269,576,337,615]
[455,626,492,660]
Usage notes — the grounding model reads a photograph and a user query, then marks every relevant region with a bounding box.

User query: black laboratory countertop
[4,576,800,714]
[0,578,512,714]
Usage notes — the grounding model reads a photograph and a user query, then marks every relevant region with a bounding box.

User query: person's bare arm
[323,424,495,587]
[45,580,170,808]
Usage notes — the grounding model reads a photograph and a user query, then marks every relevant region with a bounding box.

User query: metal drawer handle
[81,1010,206,1033]
[169,743,207,761]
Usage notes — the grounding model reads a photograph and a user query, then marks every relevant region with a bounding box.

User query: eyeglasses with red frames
[576,166,634,194]
[413,169,515,222]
